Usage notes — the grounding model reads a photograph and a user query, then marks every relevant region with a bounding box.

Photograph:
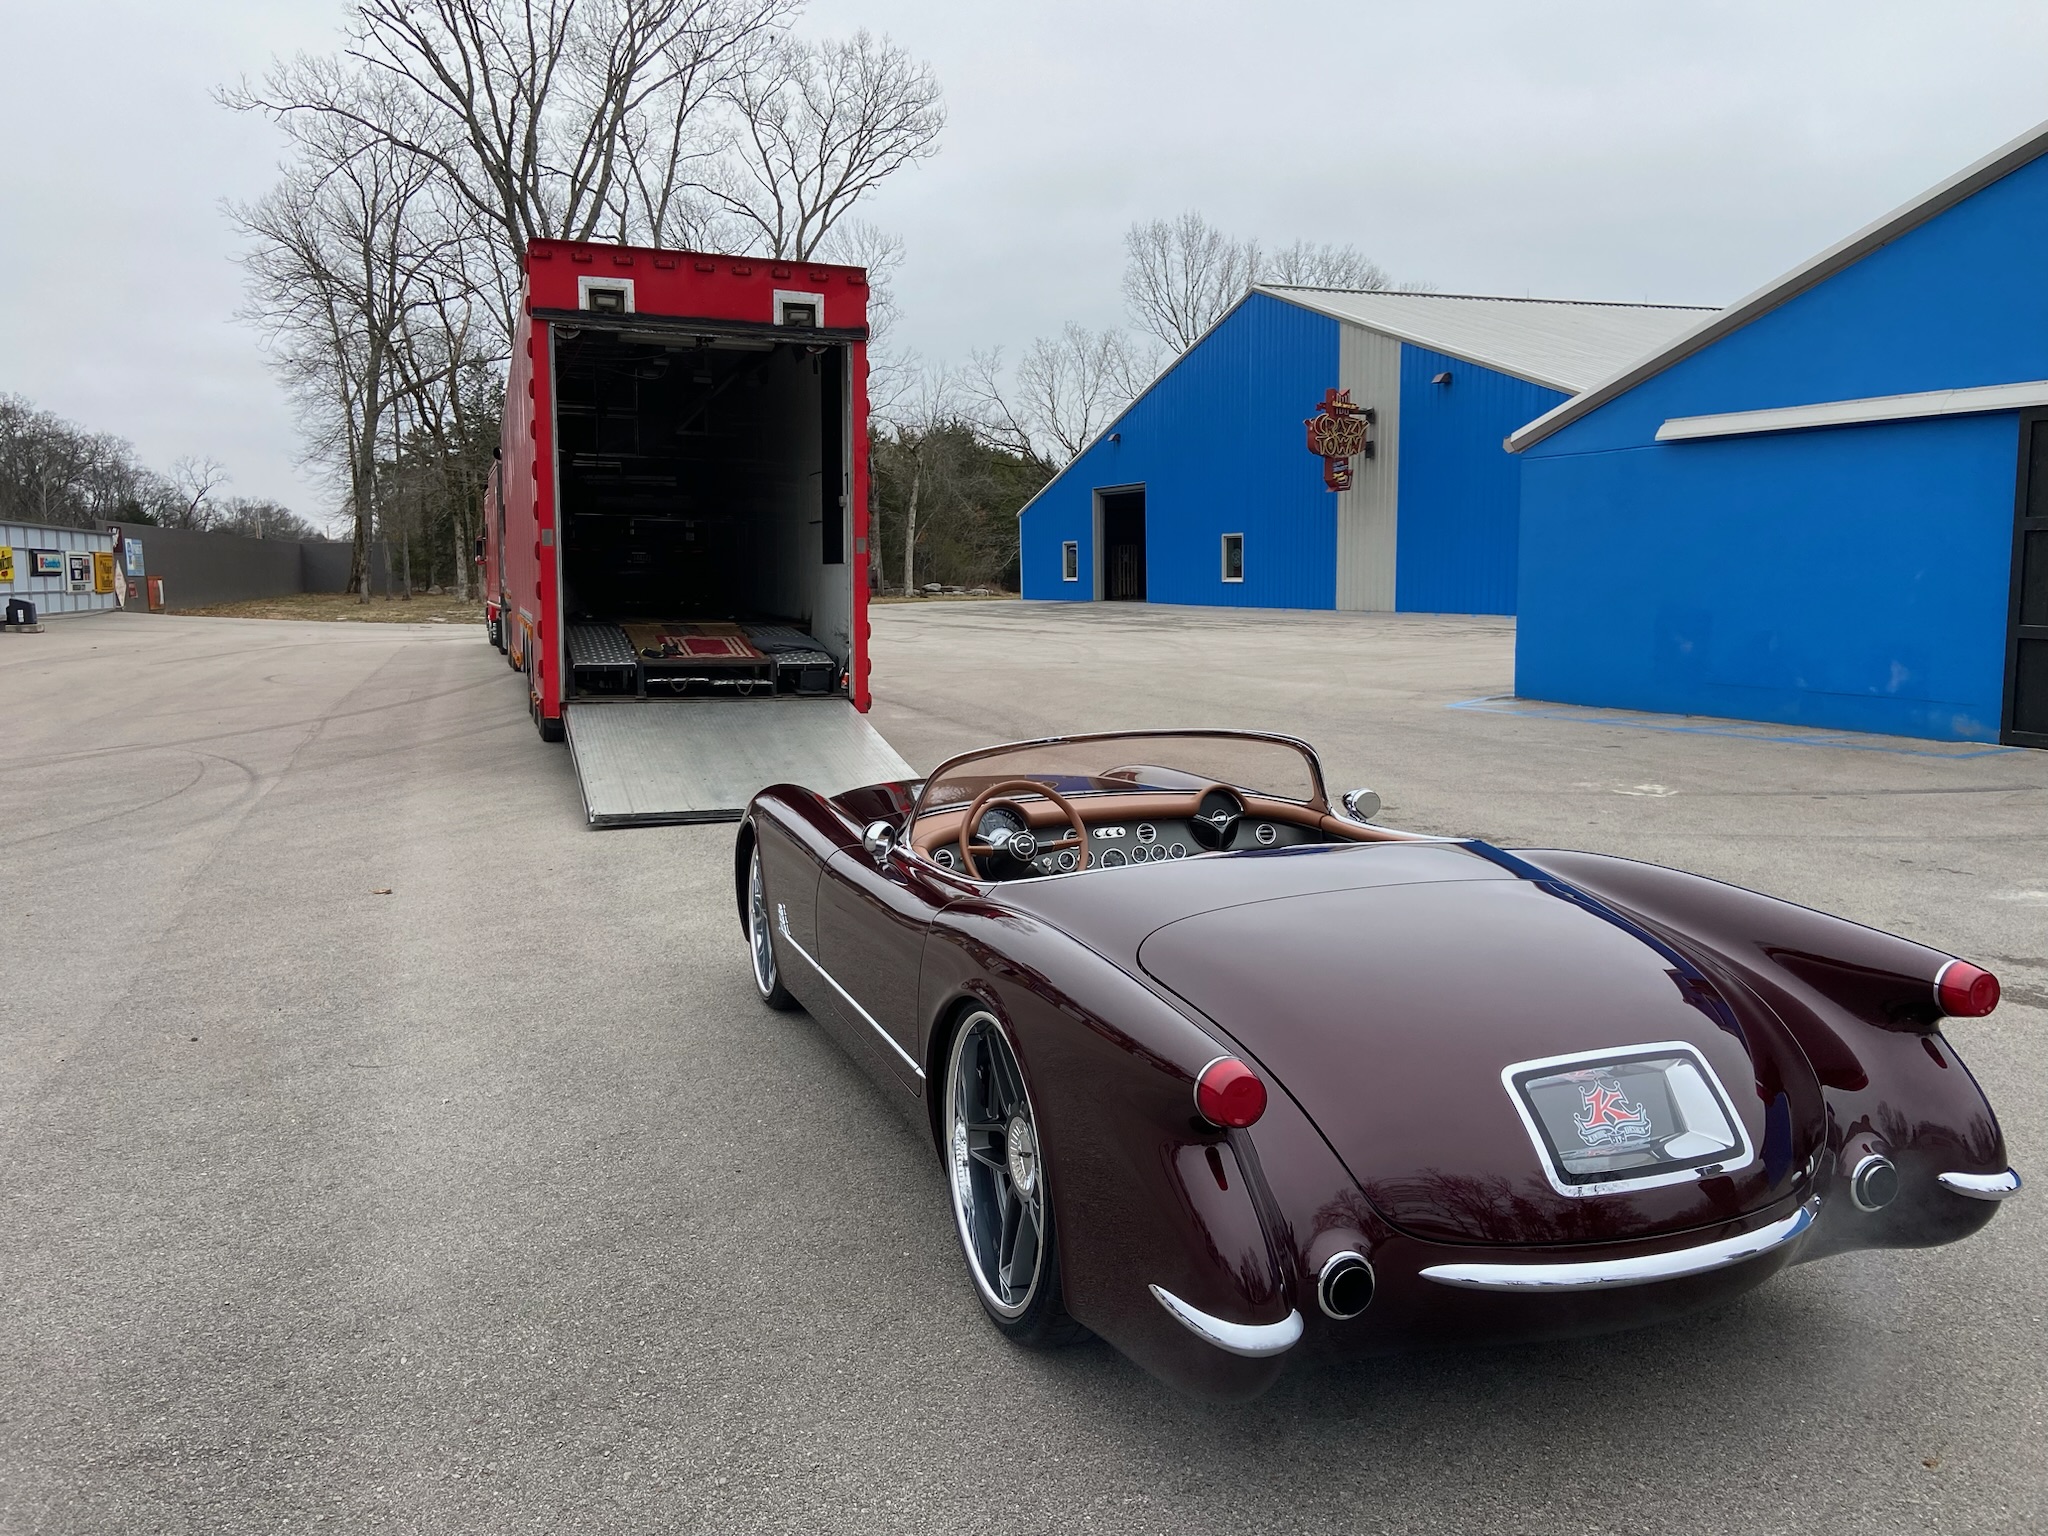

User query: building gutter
[1654,379,2048,442]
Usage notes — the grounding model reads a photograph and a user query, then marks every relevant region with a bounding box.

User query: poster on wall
[67,551,91,592]
[33,550,64,576]
[93,551,116,594]
[124,538,144,576]
[0,546,13,584]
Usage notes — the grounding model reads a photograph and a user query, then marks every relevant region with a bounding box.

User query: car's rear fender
[920,909,1306,1399]
[1517,851,2009,1253]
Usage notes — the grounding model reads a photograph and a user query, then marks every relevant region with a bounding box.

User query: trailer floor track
[563,697,914,827]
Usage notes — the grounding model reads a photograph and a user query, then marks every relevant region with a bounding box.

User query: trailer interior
[552,324,853,702]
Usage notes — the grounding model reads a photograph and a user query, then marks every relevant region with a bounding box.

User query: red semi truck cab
[486,239,910,826]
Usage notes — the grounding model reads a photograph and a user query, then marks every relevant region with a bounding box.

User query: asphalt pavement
[1,602,2042,1535]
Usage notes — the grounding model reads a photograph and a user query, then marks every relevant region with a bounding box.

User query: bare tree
[216,497,320,540]
[1263,239,1390,291]
[1125,214,1407,350]
[389,273,502,600]
[1122,212,1261,353]
[965,326,1154,470]
[229,69,453,597]
[226,1,798,333]
[166,456,231,529]
[0,395,186,528]
[876,364,960,596]
[819,220,909,413]
[708,31,943,260]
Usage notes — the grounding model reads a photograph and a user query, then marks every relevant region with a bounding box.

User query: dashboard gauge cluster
[925,800,1318,880]
[1097,831,1188,868]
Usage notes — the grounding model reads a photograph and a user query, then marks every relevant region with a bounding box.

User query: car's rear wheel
[748,844,798,1011]
[943,1011,1082,1347]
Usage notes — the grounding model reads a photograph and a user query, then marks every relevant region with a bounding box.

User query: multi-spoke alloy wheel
[944,1012,1080,1344]
[748,844,796,1010]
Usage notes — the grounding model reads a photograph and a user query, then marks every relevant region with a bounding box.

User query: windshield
[912,731,1326,831]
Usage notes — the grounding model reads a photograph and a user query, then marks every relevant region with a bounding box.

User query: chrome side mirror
[862,820,898,863]
[1341,788,1382,824]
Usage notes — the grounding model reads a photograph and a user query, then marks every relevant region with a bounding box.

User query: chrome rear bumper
[1938,1168,2022,1201]
[1420,1196,1820,1294]
[1148,1285,1303,1357]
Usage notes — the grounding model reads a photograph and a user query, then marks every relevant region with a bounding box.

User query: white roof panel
[1260,287,1713,393]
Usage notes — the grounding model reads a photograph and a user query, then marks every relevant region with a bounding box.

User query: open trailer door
[564,697,914,828]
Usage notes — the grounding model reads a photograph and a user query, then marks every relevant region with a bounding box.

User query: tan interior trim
[910,789,1427,856]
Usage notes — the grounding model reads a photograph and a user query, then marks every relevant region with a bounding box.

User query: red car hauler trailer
[484,238,911,826]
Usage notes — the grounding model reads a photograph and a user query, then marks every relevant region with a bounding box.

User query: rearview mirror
[862,820,898,863]
[1341,788,1382,824]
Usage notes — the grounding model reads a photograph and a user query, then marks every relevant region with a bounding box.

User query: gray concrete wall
[301,541,356,594]
[109,525,377,609]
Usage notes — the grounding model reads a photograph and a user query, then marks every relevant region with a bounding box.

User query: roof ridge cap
[1257,284,1713,311]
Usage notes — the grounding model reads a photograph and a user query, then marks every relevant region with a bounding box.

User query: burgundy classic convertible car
[734,730,2020,1397]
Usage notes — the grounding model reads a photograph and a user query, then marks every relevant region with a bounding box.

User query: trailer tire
[529,688,564,743]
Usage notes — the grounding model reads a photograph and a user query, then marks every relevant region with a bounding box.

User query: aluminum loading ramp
[564,698,915,827]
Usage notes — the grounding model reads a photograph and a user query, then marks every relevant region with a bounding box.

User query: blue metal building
[1018,288,1704,613]
[1510,120,2048,748]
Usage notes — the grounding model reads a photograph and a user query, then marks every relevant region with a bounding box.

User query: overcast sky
[7,1,2048,527]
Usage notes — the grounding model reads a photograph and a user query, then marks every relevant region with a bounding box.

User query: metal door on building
[1100,488,1147,601]
[2006,414,2048,747]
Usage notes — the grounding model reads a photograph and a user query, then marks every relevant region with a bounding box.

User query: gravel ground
[0,603,2041,1535]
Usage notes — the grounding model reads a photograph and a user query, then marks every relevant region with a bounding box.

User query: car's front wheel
[747,843,798,1011]
[943,1011,1082,1347]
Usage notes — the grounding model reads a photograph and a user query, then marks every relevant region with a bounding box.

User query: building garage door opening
[1100,488,1147,601]
[2007,414,2048,747]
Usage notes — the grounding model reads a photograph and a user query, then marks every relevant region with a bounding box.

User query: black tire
[746,844,799,1010]
[942,1011,1085,1348]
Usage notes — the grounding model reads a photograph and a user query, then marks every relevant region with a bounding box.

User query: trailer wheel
[529,688,564,742]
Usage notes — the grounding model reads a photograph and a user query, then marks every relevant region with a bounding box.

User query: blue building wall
[1020,293,1342,609]
[1520,413,2016,740]
[1516,149,2048,741]
[1395,344,1565,615]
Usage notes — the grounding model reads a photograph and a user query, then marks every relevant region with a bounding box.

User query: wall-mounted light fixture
[1432,371,1453,386]
[1108,432,1121,444]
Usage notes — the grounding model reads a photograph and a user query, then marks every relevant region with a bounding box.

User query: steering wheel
[959,779,1092,880]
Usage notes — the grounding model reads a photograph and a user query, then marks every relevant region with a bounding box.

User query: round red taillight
[1936,960,2000,1018]
[1194,1056,1267,1128]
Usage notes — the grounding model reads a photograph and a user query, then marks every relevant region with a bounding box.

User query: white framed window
[577,276,634,314]
[774,289,826,327]
[1061,541,1079,581]
[1221,533,1244,583]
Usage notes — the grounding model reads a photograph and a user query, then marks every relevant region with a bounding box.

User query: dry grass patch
[175,592,486,625]
[871,591,1018,605]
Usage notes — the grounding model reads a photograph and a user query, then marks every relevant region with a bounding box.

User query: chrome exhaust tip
[1317,1251,1376,1320]
[1849,1152,1900,1212]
